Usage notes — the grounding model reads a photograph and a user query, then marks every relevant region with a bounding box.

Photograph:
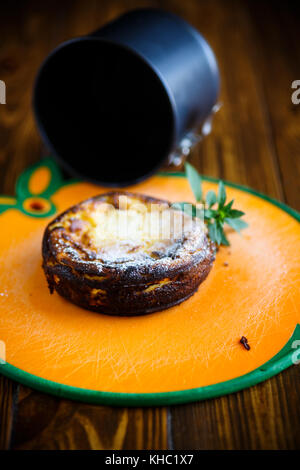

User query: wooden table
[0,0,299,450]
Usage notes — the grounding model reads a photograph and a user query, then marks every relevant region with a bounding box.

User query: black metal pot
[33,8,220,186]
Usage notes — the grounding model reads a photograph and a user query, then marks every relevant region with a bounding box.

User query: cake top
[46,192,210,271]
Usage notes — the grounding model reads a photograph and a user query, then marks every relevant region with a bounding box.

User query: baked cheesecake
[42,191,215,315]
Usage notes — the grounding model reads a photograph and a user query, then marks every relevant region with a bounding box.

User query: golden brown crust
[42,191,215,315]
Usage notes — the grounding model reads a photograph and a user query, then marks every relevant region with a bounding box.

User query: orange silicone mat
[0,158,299,406]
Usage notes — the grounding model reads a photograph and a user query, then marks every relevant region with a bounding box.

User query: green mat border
[0,160,299,406]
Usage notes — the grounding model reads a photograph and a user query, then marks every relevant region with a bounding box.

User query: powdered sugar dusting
[47,192,211,273]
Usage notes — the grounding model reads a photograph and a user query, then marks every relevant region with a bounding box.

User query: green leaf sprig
[178,162,249,246]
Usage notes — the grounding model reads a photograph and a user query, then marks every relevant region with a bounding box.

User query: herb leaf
[225,199,234,211]
[217,181,226,206]
[208,221,221,245]
[220,228,230,246]
[206,190,217,207]
[185,162,203,202]
[204,208,217,220]
[176,164,249,246]
[227,209,245,218]
[225,217,249,232]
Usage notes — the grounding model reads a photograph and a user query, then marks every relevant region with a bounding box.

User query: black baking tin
[33,8,220,187]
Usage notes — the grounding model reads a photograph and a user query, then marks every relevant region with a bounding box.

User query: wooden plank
[171,369,300,450]
[12,387,168,450]
[246,0,300,211]
[0,376,19,450]
[178,0,284,199]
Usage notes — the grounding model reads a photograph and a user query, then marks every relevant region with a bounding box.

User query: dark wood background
[0,0,300,450]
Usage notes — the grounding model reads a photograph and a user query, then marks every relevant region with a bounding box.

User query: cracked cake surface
[42,191,215,315]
